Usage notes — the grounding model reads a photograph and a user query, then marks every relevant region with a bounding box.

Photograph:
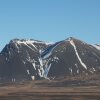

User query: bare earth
[0,80,100,100]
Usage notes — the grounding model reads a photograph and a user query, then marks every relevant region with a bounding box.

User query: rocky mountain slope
[41,37,100,79]
[0,39,51,82]
[0,37,100,83]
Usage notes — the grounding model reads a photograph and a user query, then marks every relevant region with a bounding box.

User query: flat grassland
[0,80,100,100]
[0,74,100,100]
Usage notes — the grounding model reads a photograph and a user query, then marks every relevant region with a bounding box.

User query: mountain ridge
[0,37,100,83]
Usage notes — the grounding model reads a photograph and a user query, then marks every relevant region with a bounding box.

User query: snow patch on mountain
[70,39,87,69]
[93,45,100,51]
[38,58,44,77]
[32,62,36,70]
[27,70,30,75]
[31,76,35,80]
[41,41,63,59]
[43,63,51,79]
[17,41,38,51]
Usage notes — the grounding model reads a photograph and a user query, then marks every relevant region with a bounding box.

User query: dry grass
[0,79,100,100]
[0,73,100,100]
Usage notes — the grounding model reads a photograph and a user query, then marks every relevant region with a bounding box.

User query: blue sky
[0,0,100,51]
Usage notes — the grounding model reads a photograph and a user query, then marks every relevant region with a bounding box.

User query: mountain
[93,44,100,51]
[0,37,100,83]
[0,39,51,82]
[40,37,100,79]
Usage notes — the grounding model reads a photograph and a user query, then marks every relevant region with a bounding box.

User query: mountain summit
[41,37,100,79]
